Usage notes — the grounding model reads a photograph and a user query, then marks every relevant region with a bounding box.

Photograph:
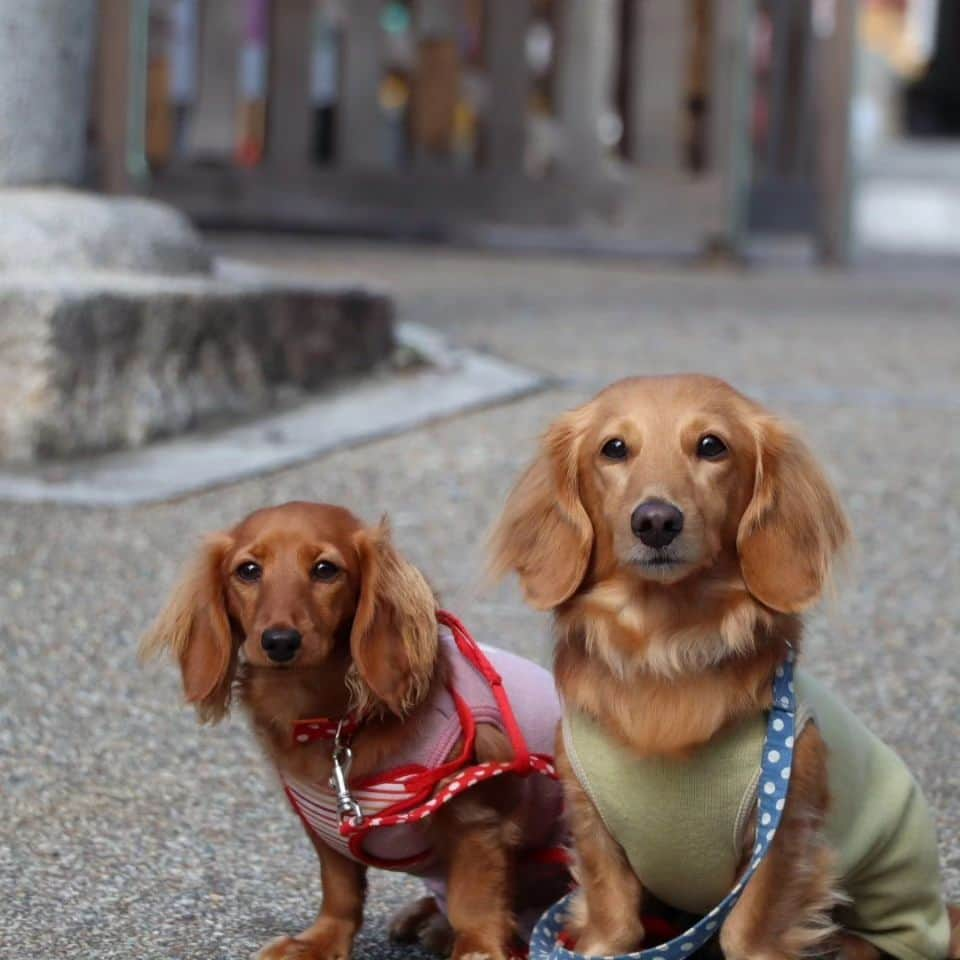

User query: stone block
[0,263,394,462]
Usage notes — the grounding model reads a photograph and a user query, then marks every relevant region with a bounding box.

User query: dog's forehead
[591,374,748,425]
[232,502,364,544]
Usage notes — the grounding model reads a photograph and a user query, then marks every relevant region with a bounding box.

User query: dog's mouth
[632,550,683,568]
[628,548,691,578]
[639,554,679,567]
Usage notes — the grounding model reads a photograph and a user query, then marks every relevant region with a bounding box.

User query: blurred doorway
[855,0,960,256]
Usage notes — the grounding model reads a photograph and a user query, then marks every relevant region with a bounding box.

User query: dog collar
[292,714,360,744]
[529,647,798,960]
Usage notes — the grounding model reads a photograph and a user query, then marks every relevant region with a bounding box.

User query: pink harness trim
[282,610,558,870]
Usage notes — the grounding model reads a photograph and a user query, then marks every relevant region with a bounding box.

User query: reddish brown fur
[142,501,526,960]
[491,375,952,959]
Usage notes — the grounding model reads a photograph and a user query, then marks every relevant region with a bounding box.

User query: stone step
[0,260,393,463]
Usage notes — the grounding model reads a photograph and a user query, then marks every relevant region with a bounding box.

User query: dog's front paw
[256,919,355,960]
[574,922,645,958]
[561,888,644,956]
[389,895,440,943]
[451,931,507,960]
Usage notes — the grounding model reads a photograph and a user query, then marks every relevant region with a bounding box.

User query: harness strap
[438,610,532,771]
[343,752,557,835]
[335,611,556,841]
[284,611,559,869]
[529,649,799,960]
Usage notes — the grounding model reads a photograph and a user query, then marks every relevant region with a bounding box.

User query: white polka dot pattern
[529,648,799,960]
[346,756,557,832]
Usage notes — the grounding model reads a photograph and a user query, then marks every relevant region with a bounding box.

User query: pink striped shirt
[281,612,567,917]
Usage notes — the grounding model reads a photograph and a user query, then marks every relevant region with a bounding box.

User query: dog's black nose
[261,628,301,663]
[631,500,684,548]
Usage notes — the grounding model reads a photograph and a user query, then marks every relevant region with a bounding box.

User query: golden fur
[143,501,528,960]
[491,375,958,959]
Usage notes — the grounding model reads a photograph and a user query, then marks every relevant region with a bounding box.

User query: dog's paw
[574,923,645,958]
[255,936,320,960]
[389,896,454,956]
[255,919,355,960]
[451,931,507,960]
[388,895,440,943]
[419,913,456,956]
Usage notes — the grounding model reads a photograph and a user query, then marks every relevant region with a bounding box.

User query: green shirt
[564,670,950,960]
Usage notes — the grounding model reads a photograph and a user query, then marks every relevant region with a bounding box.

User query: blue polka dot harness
[529,649,798,960]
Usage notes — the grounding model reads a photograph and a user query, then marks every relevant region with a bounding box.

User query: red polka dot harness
[281,611,559,871]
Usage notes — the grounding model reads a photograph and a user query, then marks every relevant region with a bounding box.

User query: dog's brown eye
[601,438,628,460]
[235,561,262,583]
[311,560,339,582]
[697,434,728,460]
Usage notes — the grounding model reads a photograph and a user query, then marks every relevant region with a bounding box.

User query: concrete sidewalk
[859,142,960,257]
[1,240,957,959]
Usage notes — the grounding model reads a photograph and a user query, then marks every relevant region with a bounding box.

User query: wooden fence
[93,0,857,261]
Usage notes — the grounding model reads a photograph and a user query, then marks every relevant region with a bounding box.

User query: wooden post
[410,0,464,166]
[187,1,242,159]
[416,0,462,38]
[628,0,690,169]
[485,0,530,172]
[555,0,618,179]
[94,0,133,193]
[267,0,313,174]
[339,0,386,170]
[709,0,754,255]
[813,0,857,265]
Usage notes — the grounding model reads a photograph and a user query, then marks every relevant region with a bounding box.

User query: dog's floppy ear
[737,416,849,613]
[348,520,438,718]
[140,533,236,723]
[489,410,593,610]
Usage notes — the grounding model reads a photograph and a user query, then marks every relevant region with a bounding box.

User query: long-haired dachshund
[491,375,958,960]
[142,502,566,960]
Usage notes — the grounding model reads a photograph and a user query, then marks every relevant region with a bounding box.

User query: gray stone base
[0,260,393,462]
[0,189,213,274]
[0,323,544,505]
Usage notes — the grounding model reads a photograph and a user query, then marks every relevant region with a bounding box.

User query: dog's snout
[631,499,684,548]
[261,627,302,663]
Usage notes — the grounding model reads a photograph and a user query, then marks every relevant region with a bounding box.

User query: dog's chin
[626,550,696,584]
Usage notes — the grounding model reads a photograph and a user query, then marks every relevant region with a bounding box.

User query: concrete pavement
[1,240,957,959]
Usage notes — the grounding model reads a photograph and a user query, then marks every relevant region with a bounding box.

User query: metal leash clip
[329,719,363,827]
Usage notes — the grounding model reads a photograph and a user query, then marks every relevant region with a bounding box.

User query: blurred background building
[0,0,943,264]
[88,0,861,261]
[855,0,960,255]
